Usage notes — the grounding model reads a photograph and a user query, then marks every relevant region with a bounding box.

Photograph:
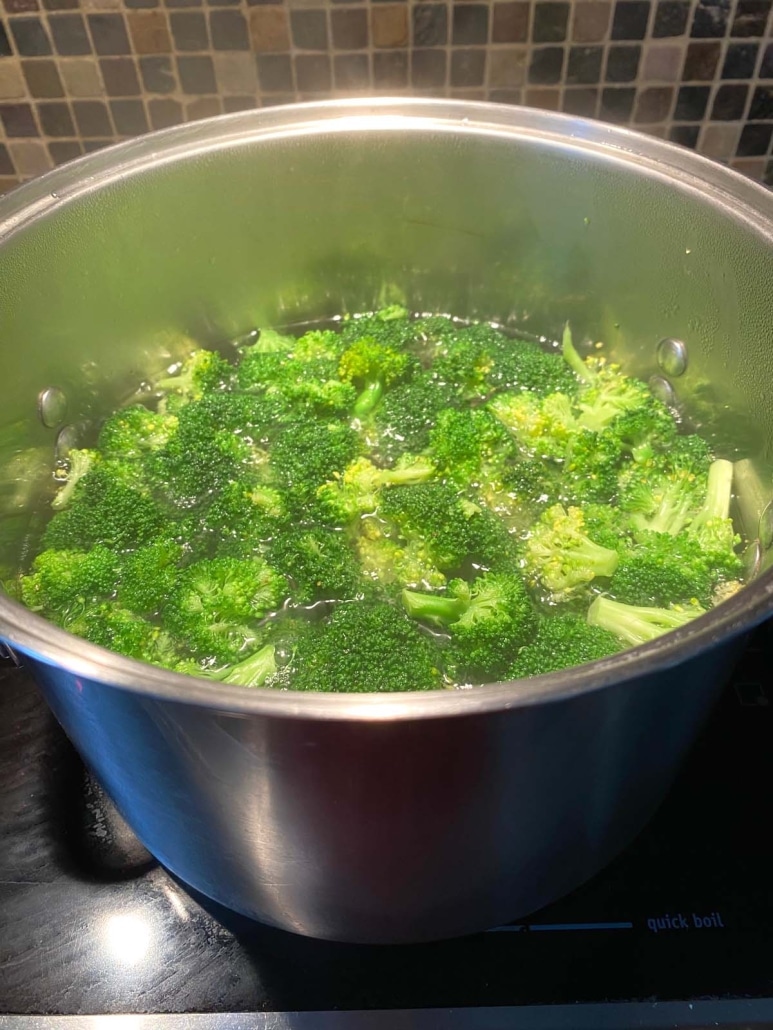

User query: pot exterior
[27,638,739,943]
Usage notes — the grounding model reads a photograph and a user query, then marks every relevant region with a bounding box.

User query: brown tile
[634,84,673,121]
[148,97,182,128]
[641,42,682,80]
[333,52,369,88]
[487,46,527,86]
[9,139,52,175]
[492,1,529,42]
[99,57,141,95]
[371,5,407,47]
[0,177,22,194]
[22,58,65,96]
[43,0,80,13]
[731,157,766,178]
[294,53,331,91]
[644,124,667,137]
[213,51,258,92]
[60,57,104,95]
[127,11,172,52]
[0,143,14,175]
[331,8,367,49]
[3,0,39,12]
[572,1,611,42]
[223,95,256,113]
[82,0,122,10]
[682,40,721,80]
[450,87,486,99]
[699,122,740,159]
[185,96,221,120]
[0,64,26,98]
[249,7,289,51]
[0,102,39,135]
[525,86,560,108]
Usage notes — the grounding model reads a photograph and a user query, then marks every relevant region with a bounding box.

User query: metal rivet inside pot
[649,375,676,407]
[38,387,67,429]
[758,502,773,551]
[55,423,80,461]
[656,338,688,377]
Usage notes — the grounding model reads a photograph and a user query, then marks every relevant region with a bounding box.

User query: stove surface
[1,626,773,1028]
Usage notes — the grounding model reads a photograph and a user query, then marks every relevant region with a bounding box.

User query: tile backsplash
[0,0,771,193]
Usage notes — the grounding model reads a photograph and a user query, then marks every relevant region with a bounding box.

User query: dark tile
[764,159,773,186]
[411,46,446,86]
[532,1,569,42]
[87,14,131,55]
[413,4,447,45]
[731,0,771,36]
[528,45,564,83]
[762,43,773,77]
[247,0,284,6]
[21,58,64,96]
[140,54,176,91]
[42,0,78,8]
[260,93,294,105]
[208,0,239,6]
[736,122,772,155]
[682,40,721,79]
[0,23,10,55]
[127,0,160,8]
[128,12,172,53]
[605,43,640,80]
[73,98,111,135]
[148,97,182,128]
[721,42,758,77]
[257,53,293,90]
[691,0,731,37]
[3,0,39,10]
[634,84,673,120]
[674,83,709,118]
[295,53,331,91]
[331,8,367,48]
[611,0,650,38]
[749,85,773,118]
[562,85,598,115]
[185,95,220,119]
[451,47,485,85]
[567,45,602,83]
[49,13,90,55]
[0,103,38,135]
[82,139,113,153]
[47,140,82,164]
[490,87,522,103]
[653,0,689,36]
[10,17,52,55]
[333,52,369,88]
[176,54,216,92]
[492,1,529,42]
[290,10,327,50]
[669,123,700,146]
[209,9,248,48]
[38,100,75,135]
[599,84,635,121]
[110,98,148,135]
[711,82,748,117]
[223,95,256,112]
[165,0,202,8]
[169,11,208,49]
[0,143,13,175]
[452,3,487,43]
[100,58,141,96]
[373,49,407,87]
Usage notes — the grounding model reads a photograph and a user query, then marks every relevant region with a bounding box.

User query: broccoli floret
[267,526,364,603]
[428,408,515,487]
[403,571,537,681]
[617,462,705,539]
[561,430,625,505]
[66,603,176,665]
[51,449,97,511]
[292,328,347,363]
[489,392,578,460]
[206,642,278,688]
[609,397,677,464]
[687,459,737,552]
[485,335,580,399]
[373,373,459,463]
[562,325,652,432]
[379,482,480,570]
[338,307,414,350]
[20,545,119,620]
[118,538,184,615]
[163,556,286,663]
[245,328,297,354]
[269,419,361,516]
[317,454,435,523]
[587,594,705,647]
[196,482,286,558]
[524,503,620,600]
[338,337,416,418]
[580,502,631,552]
[609,533,715,607]
[291,601,443,693]
[154,349,231,407]
[355,518,446,592]
[509,614,621,678]
[98,406,179,463]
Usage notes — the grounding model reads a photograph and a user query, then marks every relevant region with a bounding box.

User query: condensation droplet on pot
[758,501,773,551]
[649,375,676,407]
[656,338,688,378]
[55,423,80,461]
[38,386,67,429]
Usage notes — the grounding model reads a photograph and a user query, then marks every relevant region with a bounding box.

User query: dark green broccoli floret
[485,335,580,399]
[268,526,364,603]
[20,545,119,620]
[373,373,459,463]
[338,307,415,350]
[98,406,179,464]
[291,601,443,692]
[154,348,232,408]
[609,397,677,464]
[269,419,361,516]
[66,603,177,666]
[587,594,705,647]
[379,482,484,570]
[195,481,286,558]
[403,571,537,682]
[561,430,626,505]
[428,408,516,488]
[523,503,620,601]
[118,538,184,615]
[317,454,435,523]
[338,337,416,417]
[509,614,621,678]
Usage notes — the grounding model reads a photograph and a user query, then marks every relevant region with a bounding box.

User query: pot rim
[1,97,772,720]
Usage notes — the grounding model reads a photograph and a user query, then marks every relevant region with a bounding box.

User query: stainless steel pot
[1,100,772,945]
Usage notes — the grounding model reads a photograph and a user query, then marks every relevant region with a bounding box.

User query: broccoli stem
[697,459,734,523]
[381,458,435,488]
[353,380,384,418]
[51,450,94,511]
[402,588,467,626]
[213,643,277,687]
[561,324,595,385]
[587,595,702,647]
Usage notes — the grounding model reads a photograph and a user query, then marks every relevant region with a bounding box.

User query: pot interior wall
[1,121,772,564]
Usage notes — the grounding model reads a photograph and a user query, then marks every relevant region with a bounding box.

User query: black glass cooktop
[1,624,773,1029]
